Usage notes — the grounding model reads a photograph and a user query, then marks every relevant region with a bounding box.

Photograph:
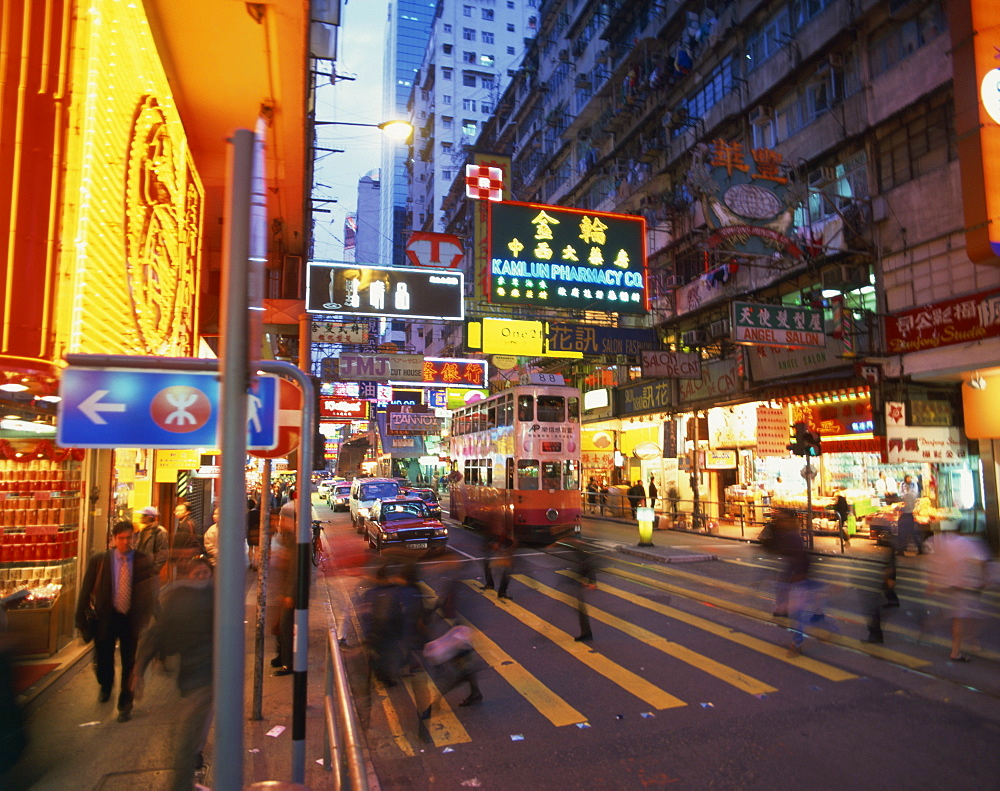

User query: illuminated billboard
[306,262,464,320]
[488,201,647,314]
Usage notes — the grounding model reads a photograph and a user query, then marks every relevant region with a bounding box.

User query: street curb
[614,545,718,563]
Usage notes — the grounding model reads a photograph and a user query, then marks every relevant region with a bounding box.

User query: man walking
[134,506,168,579]
[896,475,920,554]
[75,520,155,722]
[626,480,646,520]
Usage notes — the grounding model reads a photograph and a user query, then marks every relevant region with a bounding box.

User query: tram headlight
[545,508,559,522]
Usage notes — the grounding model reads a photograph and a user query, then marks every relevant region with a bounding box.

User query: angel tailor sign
[487,201,647,314]
[305,261,464,320]
[732,301,825,349]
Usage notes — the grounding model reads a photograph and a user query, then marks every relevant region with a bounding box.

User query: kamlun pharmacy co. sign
[487,201,647,315]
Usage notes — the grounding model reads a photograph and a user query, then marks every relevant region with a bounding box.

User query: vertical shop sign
[756,406,790,456]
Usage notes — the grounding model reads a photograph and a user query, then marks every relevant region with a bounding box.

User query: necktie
[115,556,131,614]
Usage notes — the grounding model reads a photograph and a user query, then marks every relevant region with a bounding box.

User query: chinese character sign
[488,201,647,314]
[732,301,825,349]
[884,288,1000,353]
[422,357,488,387]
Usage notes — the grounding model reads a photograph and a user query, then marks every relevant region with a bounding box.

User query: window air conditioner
[749,105,773,125]
[681,330,708,347]
[709,319,731,339]
[808,166,838,186]
[821,265,869,292]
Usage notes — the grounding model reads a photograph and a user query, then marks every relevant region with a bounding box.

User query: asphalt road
[315,497,1000,791]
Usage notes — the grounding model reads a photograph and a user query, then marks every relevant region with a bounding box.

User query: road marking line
[462,580,686,711]
[402,675,471,747]
[515,574,777,697]
[416,582,587,727]
[592,569,860,679]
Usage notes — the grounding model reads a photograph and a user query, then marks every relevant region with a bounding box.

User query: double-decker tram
[448,379,582,544]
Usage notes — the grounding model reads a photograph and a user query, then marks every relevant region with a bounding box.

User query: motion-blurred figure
[0,591,28,777]
[246,497,261,570]
[563,538,598,642]
[361,562,403,686]
[896,475,921,555]
[132,557,213,789]
[760,508,809,620]
[492,535,516,601]
[865,543,899,644]
[925,526,989,662]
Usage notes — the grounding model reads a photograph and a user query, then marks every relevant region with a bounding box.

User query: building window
[463,73,476,86]
[507,23,515,32]
[463,51,476,64]
[443,23,452,34]
[443,43,453,54]
[442,170,452,180]
[463,27,476,41]
[481,103,492,115]
[442,141,453,150]
[876,92,956,191]
[463,119,477,136]
[482,8,494,21]
[463,98,477,111]
[868,3,947,79]
[442,67,453,80]
[507,0,515,7]
[482,31,495,44]
[463,5,472,17]
[442,94,452,105]
[443,116,453,129]
[420,89,429,101]
[482,76,494,90]
[480,54,495,67]
[507,46,515,55]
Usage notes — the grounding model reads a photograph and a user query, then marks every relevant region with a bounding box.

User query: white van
[349,477,400,533]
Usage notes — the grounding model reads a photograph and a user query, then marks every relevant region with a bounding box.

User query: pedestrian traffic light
[804,430,822,457]
[788,422,808,456]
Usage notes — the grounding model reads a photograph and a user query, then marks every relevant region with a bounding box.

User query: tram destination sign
[305,261,464,320]
[732,301,825,349]
[488,201,647,314]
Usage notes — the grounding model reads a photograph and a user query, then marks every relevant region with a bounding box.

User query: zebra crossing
[353,559,879,755]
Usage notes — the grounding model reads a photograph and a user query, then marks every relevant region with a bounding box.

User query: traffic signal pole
[805,456,814,549]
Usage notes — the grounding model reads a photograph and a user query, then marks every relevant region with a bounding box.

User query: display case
[0,459,82,656]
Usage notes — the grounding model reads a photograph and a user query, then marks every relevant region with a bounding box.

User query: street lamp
[314,119,414,142]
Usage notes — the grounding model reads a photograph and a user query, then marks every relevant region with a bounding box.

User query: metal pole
[215,128,254,791]
[805,457,814,550]
[252,458,273,720]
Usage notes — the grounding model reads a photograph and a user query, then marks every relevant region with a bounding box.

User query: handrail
[324,627,369,790]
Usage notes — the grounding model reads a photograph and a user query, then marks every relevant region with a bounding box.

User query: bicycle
[311,519,326,567]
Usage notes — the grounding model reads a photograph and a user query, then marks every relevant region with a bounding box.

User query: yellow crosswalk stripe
[591,568,859,678]
[463,622,588,727]
[461,580,686,711]
[514,574,777,696]
[417,581,587,726]
[402,675,471,747]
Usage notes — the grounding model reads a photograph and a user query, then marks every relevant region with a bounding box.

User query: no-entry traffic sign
[57,367,278,450]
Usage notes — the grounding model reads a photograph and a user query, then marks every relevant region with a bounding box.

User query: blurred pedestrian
[865,543,899,644]
[171,501,203,576]
[647,476,658,510]
[925,526,989,662]
[833,488,852,550]
[74,520,155,722]
[763,508,809,620]
[361,562,403,686]
[134,506,169,580]
[132,557,213,789]
[563,537,597,642]
[421,624,481,716]
[896,475,920,554]
[492,535,516,601]
[202,506,220,566]
[586,477,600,514]
[396,563,430,675]
[0,592,28,776]
[480,535,499,592]
[269,501,298,676]
[627,480,645,519]
[246,497,261,570]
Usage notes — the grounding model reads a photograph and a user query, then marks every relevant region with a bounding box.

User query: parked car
[328,481,352,512]
[363,496,449,555]
[400,486,442,519]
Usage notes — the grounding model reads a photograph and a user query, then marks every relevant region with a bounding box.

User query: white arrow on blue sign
[57,368,279,450]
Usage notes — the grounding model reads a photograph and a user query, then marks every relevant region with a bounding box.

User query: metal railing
[323,627,368,790]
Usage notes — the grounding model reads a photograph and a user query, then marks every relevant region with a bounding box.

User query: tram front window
[536,396,564,422]
[541,461,561,490]
[517,460,539,490]
[563,459,580,490]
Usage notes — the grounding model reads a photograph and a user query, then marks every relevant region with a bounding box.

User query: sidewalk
[6,545,344,790]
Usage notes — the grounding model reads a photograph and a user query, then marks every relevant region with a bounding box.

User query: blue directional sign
[57,368,279,450]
